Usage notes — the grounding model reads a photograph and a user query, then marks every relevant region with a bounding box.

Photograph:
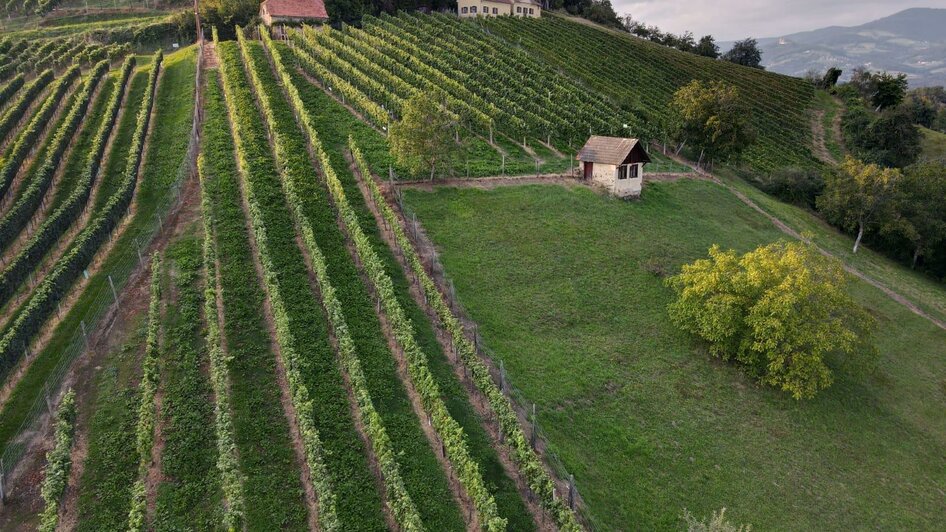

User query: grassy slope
[0,47,193,459]
[281,44,535,530]
[201,68,309,530]
[405,181,946,530]
[920,126,946,162]
[153,234,222,528]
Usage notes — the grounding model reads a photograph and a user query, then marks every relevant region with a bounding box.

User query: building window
[630,164,639,178]
[617,164,639,180]
[493,7,498,13]
[516,6,521,12]
[529,7,534,14]
[461,6,468,13]
[471,5,476,12]
[617,165,627,180]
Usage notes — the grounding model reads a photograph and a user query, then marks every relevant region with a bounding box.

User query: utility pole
[193,0,202,43]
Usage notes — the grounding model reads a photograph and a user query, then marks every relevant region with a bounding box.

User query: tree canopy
[817,156,901,253]
[721,38,763,69]
[667,240,876,400]
[389,92,461,180]
[670,80,756,164]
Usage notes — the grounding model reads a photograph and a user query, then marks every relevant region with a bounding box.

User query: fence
[0,38,203,502]
[387,176,598,529]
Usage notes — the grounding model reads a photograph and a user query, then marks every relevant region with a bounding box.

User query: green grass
[281,43,535,529]
[219,41,388,530]
[716,168,946,325]
[200,67,309,530]
[153,233,222,528]
[245,40,467,529]
[919,126,946,162]
[74,317,145,531]
[404,180,946,530]
[0,46,193,460]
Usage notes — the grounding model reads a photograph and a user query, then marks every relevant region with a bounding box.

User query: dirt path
[662,151,946,332]
[350,155,560,530]
[810,109,835,165]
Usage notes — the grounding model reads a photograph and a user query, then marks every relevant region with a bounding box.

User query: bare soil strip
[350,156,556,531]
[810,109,835,165]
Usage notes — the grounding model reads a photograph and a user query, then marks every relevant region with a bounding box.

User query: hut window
[461,6,468,13]
[470,6,476,12]
[617,165,627,180]
[493,7,498,13]
[630,164,639,178]
[529,7,534,14]
[516,6,521,12]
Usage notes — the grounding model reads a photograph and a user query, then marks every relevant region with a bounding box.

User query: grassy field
[405,180,946,530]
[920,126,946,162]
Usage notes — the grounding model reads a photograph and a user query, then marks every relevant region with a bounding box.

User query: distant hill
[722,8,946,88]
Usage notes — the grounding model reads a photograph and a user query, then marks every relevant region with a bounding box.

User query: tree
[670,80,756,165]
[666,240,876,399]
[871,72,908,110]
[389,93,461,181]
[695,35,719,59]
[820,67,843,89]
[200,0,257,32]
[889,162,946,268]
[817,156,901,253]
[722,38,762,69]
[582,0,623,30]
[842,105,921,169]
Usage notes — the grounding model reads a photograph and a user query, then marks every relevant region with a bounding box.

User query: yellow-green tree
[666,241,876,399]
[670,80,756,165]
[817,156,901,253]
[389,92,460,181]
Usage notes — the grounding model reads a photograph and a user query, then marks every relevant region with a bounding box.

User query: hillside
[730,8,946,88]
[482,13,819,172]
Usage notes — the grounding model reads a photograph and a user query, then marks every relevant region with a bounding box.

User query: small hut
[576,136,651,198]
[260,0,329,37]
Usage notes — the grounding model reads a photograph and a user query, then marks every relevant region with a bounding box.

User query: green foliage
[843,105,922,168]
[817,156,901,253]
[754,166,824,208]
[38,389,78,532]
[201,0,258,32]
[721,38,762,69]
[389,92,461,180]
[871,72,908,110]
[695,35,719,59]
[666,240,877,399]
[889,162,946,268]
[581,0,623,29]
[682,508,751,532]
[671,80,756,163]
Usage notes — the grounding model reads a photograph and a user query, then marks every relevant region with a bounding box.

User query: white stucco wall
[590,162,643,197]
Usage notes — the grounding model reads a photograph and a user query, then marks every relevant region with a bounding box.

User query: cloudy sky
[612,0,946,41]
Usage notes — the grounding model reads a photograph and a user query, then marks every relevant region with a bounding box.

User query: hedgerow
[350,139,584,530]
[37,388,77,532]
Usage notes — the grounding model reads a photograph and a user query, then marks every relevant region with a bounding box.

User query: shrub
[755,166,824,208]
[666,241,877,399]
[682,508,751,532]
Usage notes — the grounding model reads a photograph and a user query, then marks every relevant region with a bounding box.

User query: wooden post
[0,458,5,504]
[501,154,505,176]
[568,474,576,509]
[499,360,506,393]
[108,275,118,302]
[81,320,88,346]
[530,403,538,450]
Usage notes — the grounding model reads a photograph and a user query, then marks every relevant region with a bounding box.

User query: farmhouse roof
[261,0,328,20]
[576,136,650,165]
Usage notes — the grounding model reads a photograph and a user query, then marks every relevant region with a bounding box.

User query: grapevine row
[243,26,425,528]
[0,51,160,386]
[0,61,109,253]
[37,389,77,532]
[216,27,342,531]
[262,26,507,530]
[350,138,584,531]
[0,66,79,200]
[0,58,134,310]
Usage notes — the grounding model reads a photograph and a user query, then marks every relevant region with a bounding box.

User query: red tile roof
[262,0,328,20]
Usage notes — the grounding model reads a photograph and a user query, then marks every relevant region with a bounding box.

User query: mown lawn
[405,180,946,530]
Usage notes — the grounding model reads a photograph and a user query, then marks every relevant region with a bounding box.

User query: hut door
[583,162,592,180]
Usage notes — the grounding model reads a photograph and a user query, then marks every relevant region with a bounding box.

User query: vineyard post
[108,275,117,302]
[135,237,142,263]
[0,458,5,504]
[568,474,576,509]
[80,320,88,346]
[499,359,506,393]
[535,159,539,176]
[530,403,537,450]
[501,154,505,176]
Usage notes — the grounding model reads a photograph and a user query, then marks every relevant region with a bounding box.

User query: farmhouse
[260,0,329,27]
[577,136,651,198]
[457,0,541,18]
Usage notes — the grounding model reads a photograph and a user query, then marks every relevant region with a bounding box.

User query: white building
[458,0,541,18]
[576,136,651,198]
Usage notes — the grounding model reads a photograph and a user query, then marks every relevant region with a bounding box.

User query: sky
[612,0,946,41]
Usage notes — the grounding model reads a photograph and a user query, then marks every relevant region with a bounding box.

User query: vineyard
[0,7,942,532]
